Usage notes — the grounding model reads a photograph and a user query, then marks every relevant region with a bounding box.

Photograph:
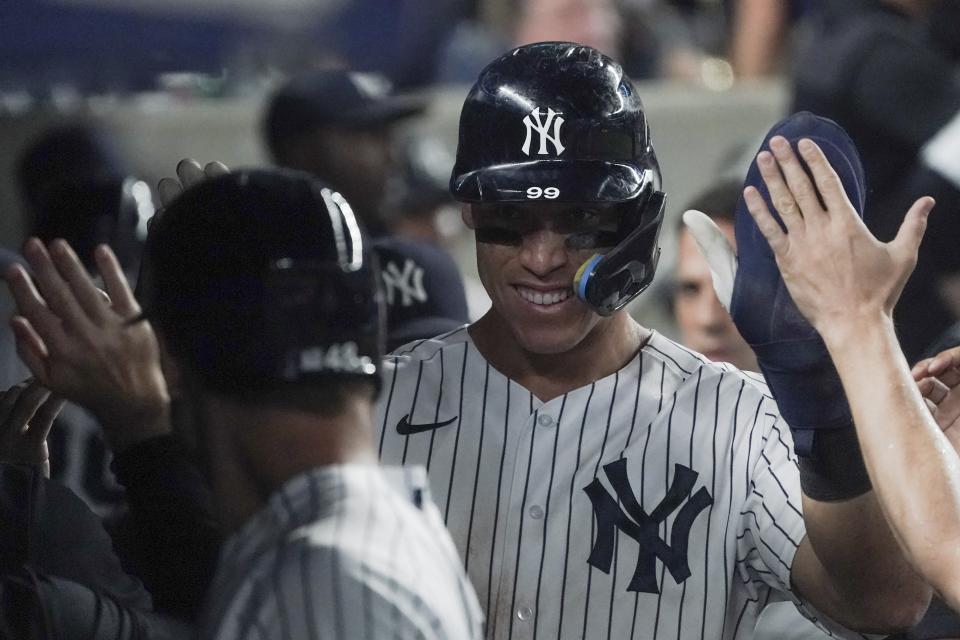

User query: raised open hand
[742,136,934,339]
[5,239,169,452]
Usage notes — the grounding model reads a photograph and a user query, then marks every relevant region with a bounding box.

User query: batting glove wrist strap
[797,426,871,502]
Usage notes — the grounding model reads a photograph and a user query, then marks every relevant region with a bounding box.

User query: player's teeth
[518,287,570,305]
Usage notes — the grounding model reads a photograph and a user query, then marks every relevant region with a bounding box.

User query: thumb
[682,210,737,310]
[892,196,935,263]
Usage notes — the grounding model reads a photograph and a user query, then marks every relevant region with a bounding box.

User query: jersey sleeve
[231,543,480,640]
[735,400,803,599]
[736,401,879,640]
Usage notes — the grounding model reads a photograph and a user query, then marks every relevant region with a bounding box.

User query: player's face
[465,201,623,354]
[675,223,756,370]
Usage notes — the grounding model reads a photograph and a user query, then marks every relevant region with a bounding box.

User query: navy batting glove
[731,112,866,457]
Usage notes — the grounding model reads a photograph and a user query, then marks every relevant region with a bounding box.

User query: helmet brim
[450,160,650,203]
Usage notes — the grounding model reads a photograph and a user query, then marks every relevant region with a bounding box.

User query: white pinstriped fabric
[201,465,483,639]
[377,328,862,640]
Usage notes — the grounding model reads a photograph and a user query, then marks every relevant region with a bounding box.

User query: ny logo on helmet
[584,459,712,593]
[522,107,565,156]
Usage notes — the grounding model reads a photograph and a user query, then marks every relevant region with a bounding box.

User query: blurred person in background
[382,133,463,247]
[673,179,757,370]
[263,69,488,323]
[727,0,812,81]
[373,236,471,352]
[263,68,425,237]
[514,0,624,62]
[5,123,153,522]
[381,134,492,319]
[792,0,960,364]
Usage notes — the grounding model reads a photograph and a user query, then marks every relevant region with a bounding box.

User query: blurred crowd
[0,0,959,638]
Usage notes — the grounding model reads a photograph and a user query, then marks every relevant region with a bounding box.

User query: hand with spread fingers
[738,133,960,613]
[0,379,65,477]
[4,239,169,453]
[912,346,960,452]
[742,135,935,340]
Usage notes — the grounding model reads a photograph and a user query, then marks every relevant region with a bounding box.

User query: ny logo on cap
[522,107,565,156]
[382,259,428,307]
[584,459,712,594]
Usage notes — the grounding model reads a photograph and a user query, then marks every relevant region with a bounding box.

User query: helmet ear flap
[576,190,666,316]
[616,180,659,238]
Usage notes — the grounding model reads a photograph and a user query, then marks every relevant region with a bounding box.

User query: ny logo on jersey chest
[584,459,713,594]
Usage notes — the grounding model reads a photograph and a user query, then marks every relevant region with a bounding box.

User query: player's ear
[461,204,476,229]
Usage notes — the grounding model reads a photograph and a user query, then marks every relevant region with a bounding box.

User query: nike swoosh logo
[396,414,458,435]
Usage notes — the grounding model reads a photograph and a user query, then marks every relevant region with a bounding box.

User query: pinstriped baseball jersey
[376,327,858,640]
[200,464,483,640]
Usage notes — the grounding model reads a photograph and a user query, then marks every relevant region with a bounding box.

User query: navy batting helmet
[450,41,666,315]
[141,169,383,394]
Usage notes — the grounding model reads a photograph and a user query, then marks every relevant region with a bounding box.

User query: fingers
[768,136,824,222]
[176,159,206,189]
[9,316,49,381]
[5,263,69,357]
[795,138,854,214]
[742,186,790,255]
[755,148,804,232]
[204,161,230,177]
[158,159,229,209]
[936,392,960,435]
[0,381,30,420]
[682,210,738,308]
[157,178,182,208]
[26,393,64,448]
[95,245,140,318]
[892,196,935,263]
[21,240,93,331]
[912,357,933,381]
[929,362,960,390]
[48,240,111,323]
[927,346,960,377]
[921,377,951,405]
[1,380,49,437]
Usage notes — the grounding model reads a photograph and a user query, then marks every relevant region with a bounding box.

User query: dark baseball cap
[372,237,469,352]
[265,69,426,147]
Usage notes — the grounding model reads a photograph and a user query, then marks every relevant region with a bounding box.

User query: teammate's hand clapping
[4,240,168,453]
[742,135,935,340]
[0,379,64,478]
[913,346,960,452]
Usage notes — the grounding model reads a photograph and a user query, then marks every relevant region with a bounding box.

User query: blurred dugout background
[0,0,809,339]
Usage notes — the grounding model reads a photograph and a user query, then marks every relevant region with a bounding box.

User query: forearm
[111,436,220,620]
[801,489,930,631]
[823,315,960,608]
[0,570,193,640]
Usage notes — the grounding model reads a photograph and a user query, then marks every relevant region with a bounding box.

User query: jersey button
[517,606,534,621]
[537,414,554,427]
[528,505,544,519]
